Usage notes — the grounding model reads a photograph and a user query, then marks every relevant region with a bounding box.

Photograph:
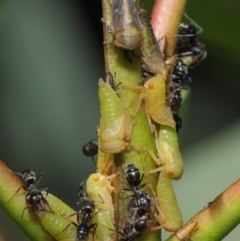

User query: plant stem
[102,1,159,241]
[0,160,54,241]
[101,1,189,241]
[151,0,187,56]
[165,179,240,241]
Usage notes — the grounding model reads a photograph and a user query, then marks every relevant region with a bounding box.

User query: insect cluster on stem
[9,1,206,241]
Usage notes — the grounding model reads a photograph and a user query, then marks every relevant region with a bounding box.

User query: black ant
[124,164,152,217]
[172,58,191,84]
[168,83,183,112]
[177,22,201,47]
[127,192,152,218]
[82,139,98,160]
[77,180,87,200]
[125,164,145,193]
[55,207,97,241]
[176,14,207,68]
[75,180,98,240]
[10,169,49,218]
[76,208,97,240]
[77,180,95,218]
[54,180,98,240]
[167,58,190,112]
[118,215,148,241]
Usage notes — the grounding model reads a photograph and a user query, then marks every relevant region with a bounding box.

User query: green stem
[101,1,189,241]
[102,1,159,241]
[165,179,240,241]
[0,160,54,241]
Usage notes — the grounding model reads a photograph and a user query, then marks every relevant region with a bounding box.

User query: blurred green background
[0,0,239,240]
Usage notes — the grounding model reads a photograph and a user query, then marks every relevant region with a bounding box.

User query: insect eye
[168,169,175,176]
[92,174,100,182]
[148,82,155,89]
[167,225,174,232]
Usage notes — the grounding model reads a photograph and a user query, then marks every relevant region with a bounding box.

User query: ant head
[21,169,36,185]
[125,164,141,187]
[179,22,196,36]
[126,164,139,175]
[77,180,88,203]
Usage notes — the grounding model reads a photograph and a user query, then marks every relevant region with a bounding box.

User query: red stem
[151,0,187,55]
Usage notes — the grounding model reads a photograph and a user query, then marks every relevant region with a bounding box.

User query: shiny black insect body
[125,164,144,193]
[77,180,88,200]
[176,20,207,67]
[77,180,95,221]
[172,58,191,84]
[124,164,152,217]
[178,22,200,46]
[168,57,191,112]
[82,140,98,159]
[76,208,97,241]
[76,180,98,240]
[128,192,152,217]
[11,169,49,218]
[78,185,95,225]
[80,199,95,223]
[168,83,183,112]
[118,216,148,241]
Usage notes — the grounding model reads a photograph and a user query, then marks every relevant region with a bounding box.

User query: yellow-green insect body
[86,173,116,212]
[38,211,77,241]
[159,125,184,180]
[86,173,117,241]
[165,221,198,241]
[175,222,198,240]
[99,79,128,154]
[46,193,77,224]
[143,74,175,128]
[153,168,183,232]
[96,127,114,175]
[92,209,116,241]
[96,149,114,175]
[99,79,123,124]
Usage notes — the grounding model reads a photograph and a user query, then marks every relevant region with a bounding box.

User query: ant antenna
[183,13,203,34]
